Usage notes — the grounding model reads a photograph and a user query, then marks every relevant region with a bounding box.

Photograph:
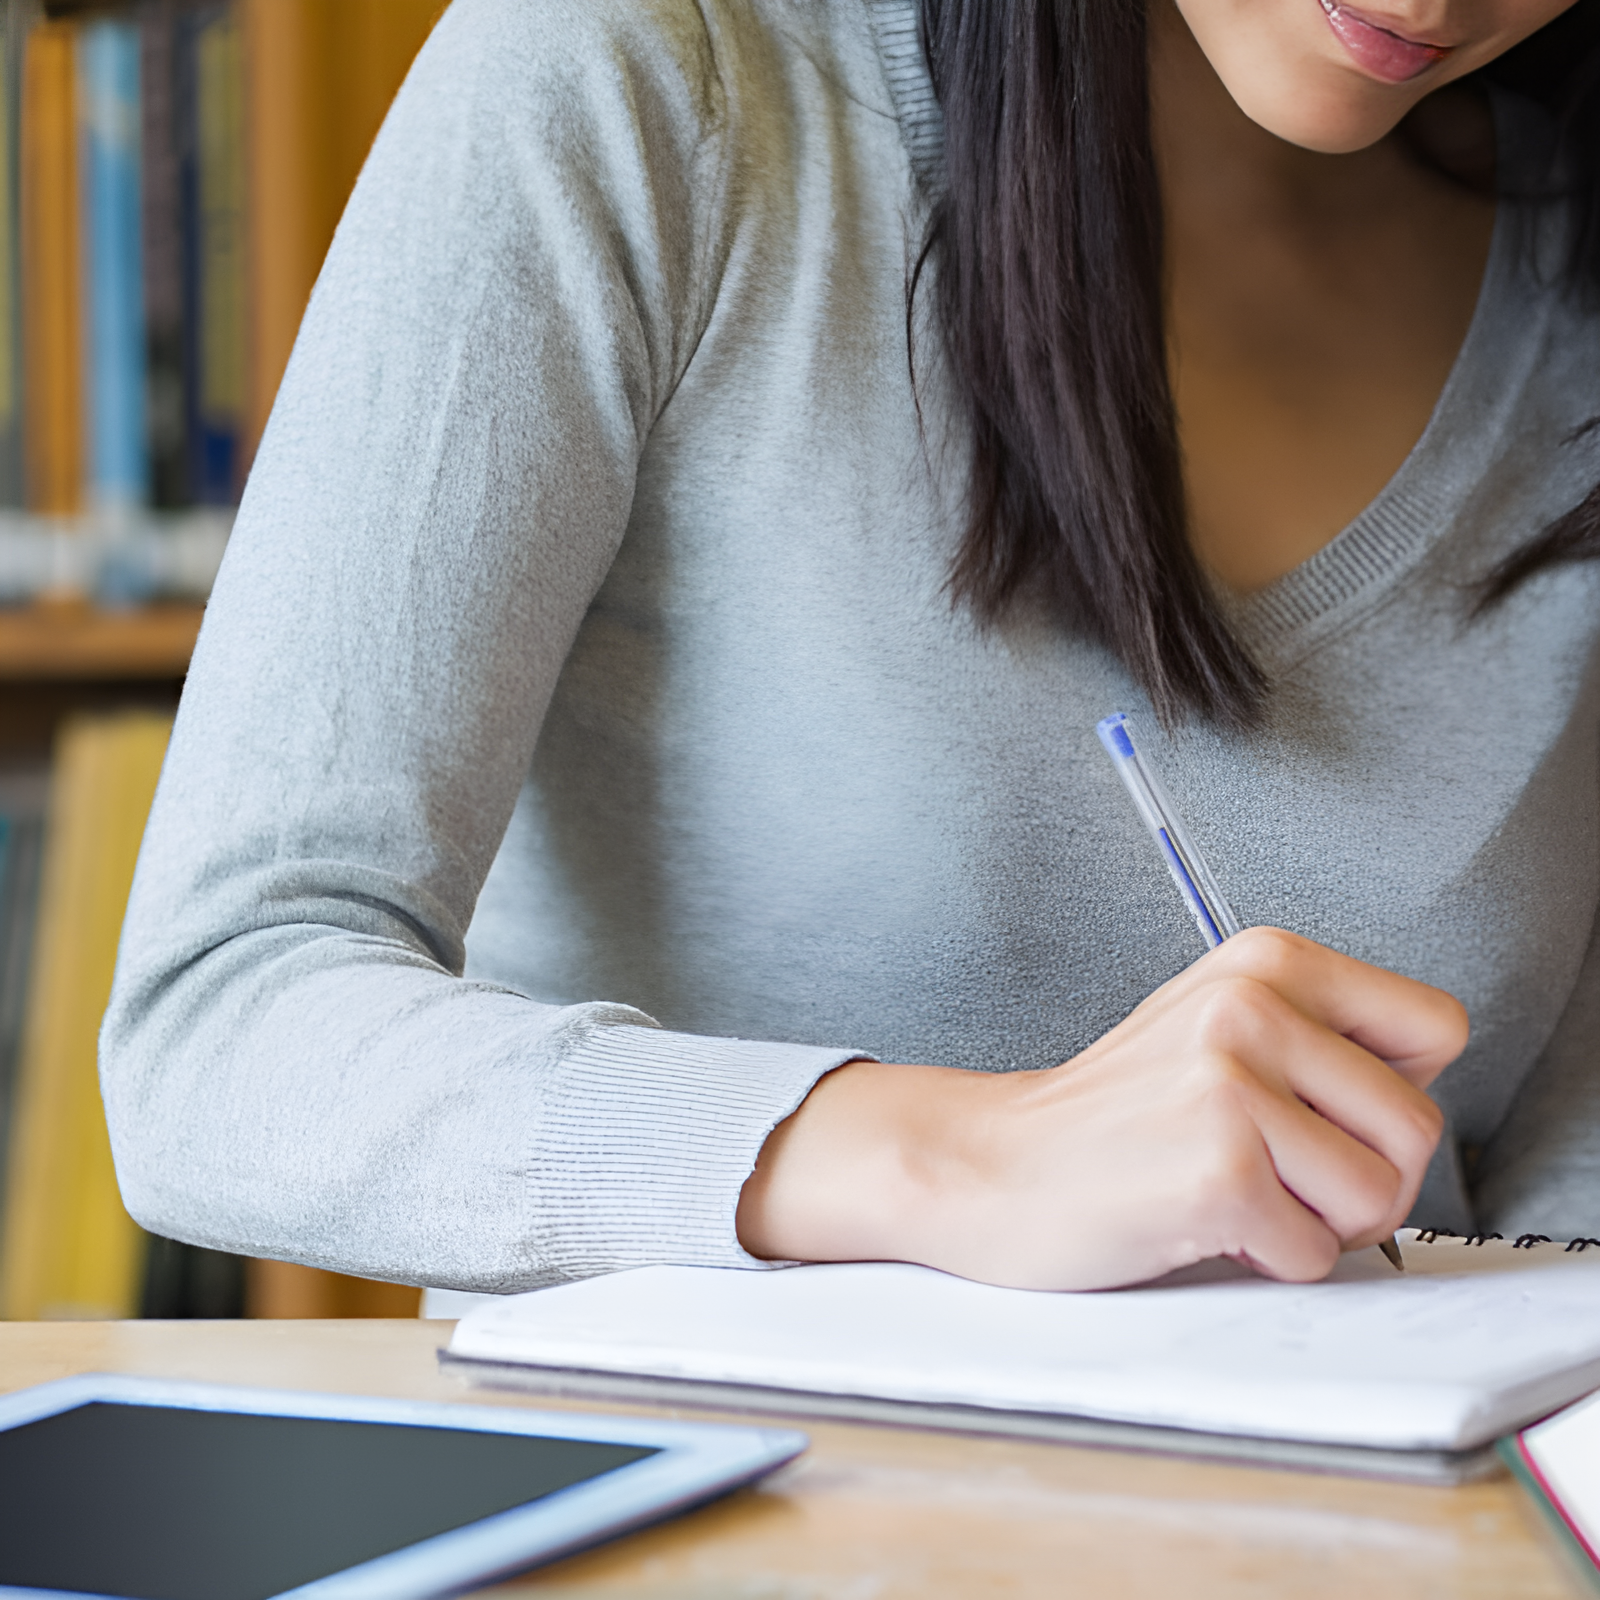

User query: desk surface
[0,1318,1585,1600]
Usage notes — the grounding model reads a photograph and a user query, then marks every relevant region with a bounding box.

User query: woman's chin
[1222,73,1420,152]
[1167,0,1447,154]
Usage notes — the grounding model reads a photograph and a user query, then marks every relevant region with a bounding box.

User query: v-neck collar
[1224,91,1563,670]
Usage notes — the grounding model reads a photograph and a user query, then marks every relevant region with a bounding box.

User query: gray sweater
[102,0,1600,1289]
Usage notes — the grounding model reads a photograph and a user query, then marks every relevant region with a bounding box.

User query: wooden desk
[0,1319,1585,1599]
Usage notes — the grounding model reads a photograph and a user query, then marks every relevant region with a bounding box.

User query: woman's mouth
[1317,0,1452,82]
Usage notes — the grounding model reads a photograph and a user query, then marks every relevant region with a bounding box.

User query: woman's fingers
[1220,927,1470,1086]
[1154,1050,1415,1271]
[1246,1078,1420,1247]
[1273,1044,1442,1236]
[1086,934,1459,1282]
[1181,974,1444,1240]
[1131,926,1469,1089]
[1207,1130,1344,1283]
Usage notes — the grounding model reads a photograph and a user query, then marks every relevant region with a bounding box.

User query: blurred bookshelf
[0,0,445,1322]
[0,603,202,679]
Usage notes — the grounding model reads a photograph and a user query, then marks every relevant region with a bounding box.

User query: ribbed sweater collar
[1228,88,1559,667]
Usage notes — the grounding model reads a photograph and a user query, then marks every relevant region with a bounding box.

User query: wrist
[735,1058,1003,1265]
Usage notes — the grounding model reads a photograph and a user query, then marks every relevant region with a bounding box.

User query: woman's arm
[739,926,1464,1288]
[100,0,863,1291]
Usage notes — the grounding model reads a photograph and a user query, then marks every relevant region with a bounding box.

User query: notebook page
[448,1232,1600,1453]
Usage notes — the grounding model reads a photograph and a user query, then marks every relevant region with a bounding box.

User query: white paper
[448,1233,1600,1452]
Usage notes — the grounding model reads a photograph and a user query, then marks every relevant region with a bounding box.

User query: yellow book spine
[242,0,444,463]
[20,18,82,516]
[241,0,325,465]
[0,712,173,1321]
[0,30,19,450]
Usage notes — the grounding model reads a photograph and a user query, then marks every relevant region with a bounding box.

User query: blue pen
[1095,710,1405,1271]
[1095,712,1241,948]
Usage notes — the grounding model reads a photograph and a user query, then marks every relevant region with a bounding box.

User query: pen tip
[1379,1236,1404,1272]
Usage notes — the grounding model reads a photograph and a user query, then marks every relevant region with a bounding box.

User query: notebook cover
[441,1350,1505,1486]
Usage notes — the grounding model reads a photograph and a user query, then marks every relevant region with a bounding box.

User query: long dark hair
[919,0,1600,725]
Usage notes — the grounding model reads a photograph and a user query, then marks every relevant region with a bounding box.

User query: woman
[103,0,1600,1293]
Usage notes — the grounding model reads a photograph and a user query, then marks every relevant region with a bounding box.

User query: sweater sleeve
[99,0,861,1291]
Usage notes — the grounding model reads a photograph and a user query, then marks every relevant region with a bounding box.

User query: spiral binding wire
[1412,1228,1600,1251]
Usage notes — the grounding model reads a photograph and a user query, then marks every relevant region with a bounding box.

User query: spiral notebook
[441,1231,1600,1485]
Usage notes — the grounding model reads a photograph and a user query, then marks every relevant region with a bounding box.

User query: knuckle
[1344,1175,1401,1240]
[1438,995,1471,1058]
[1185,1122,1265,1218]
[1287,1231,1343,1283]
[1413,1093,1446,1142]
[1395,1095,1445,1167]
[1192,976,1279,1049]
[1220,924,1307,982]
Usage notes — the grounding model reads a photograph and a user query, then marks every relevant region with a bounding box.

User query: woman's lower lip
[1317,0,1451,82]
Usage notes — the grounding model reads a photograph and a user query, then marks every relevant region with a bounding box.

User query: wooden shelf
[0,604,203,680]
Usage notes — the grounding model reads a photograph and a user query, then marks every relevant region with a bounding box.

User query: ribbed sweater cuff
[528,1017,867,1280]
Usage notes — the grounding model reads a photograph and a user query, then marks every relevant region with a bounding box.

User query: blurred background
[0,0,448,1324]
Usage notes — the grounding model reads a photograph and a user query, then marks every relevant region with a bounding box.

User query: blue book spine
[178,5,244,507]
[79,20,149,513]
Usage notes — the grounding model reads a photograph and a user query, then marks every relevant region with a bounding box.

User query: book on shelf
[0,718,246,1322]
[0,710,170,1320]
[79,14,147,515]
[0,0,442,605]
[20,12,79,519]
[0,4,26,507]
[0,0,451,1321]
[179,0,245,505]
[140,0,185,510]
[0,675,419,1322]
[0,712,267,1322]
[242,0,443,457]
[0,766,44,1219]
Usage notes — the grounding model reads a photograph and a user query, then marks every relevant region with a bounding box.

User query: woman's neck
[1150,1,1497,593]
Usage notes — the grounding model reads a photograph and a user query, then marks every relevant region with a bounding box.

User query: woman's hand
[736,927,1465,1290]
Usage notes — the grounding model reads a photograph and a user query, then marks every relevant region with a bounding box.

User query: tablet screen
[0,1400,658,1600]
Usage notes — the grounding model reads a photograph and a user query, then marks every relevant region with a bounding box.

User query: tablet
[0,1373,806,1599]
